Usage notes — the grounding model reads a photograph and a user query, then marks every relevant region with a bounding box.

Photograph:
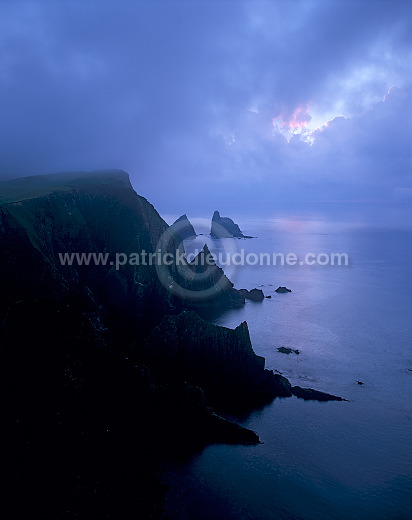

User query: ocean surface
[161,204,412,520]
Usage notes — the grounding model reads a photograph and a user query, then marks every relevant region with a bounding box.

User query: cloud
[0,0,411,211]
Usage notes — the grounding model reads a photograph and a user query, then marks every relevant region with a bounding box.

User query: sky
[0,0,411,213]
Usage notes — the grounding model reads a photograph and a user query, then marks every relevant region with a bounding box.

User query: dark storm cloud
[0,0,411,210]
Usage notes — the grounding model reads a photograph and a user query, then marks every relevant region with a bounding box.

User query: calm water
[161,204,412,520]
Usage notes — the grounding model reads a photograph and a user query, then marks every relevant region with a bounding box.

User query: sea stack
[275,286,292,293]
[171,214,196,240]
[211,210,249,238]
[177,244,245,308]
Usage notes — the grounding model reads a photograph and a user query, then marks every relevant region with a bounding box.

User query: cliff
[1,170,343,518]
[143,311,293,408]
[0,170,173,324]
[2,297,258,520]
[0,170,259,518]
[0,171,244,327]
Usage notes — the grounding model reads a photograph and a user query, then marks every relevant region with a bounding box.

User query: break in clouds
[0,0,411,210]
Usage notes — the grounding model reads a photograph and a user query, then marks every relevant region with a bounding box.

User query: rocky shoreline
[1,170,345,518]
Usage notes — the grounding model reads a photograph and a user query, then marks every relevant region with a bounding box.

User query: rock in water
[240,288,265,301]
[211,210,250,238]
[291,386,345,401]
[277,347,300,355]
[275,286,292,293]
[171,214,196,241]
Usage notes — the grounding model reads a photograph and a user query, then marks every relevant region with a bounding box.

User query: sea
[160,203,412,520]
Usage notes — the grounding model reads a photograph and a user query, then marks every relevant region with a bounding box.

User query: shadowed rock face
[211,210,249,238]
[1,298,259,519]
[143,311,293,405]
[171,214,196,240]
[0,170,173,325]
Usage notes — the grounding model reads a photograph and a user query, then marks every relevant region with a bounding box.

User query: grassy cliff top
[0,169,132,204]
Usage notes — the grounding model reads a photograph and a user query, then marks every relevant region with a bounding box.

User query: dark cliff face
[2,298,258,520]
[143,311,293,409]
[144,310,264,384]
[0,170,173,323]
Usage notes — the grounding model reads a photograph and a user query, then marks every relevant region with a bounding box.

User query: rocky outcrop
[291,386,345,401]
[211,210,251,238]
[277,347,300,355]
[171,214,196,241]
[275,286,292,293]
[143,311,293,404]
[174,244,245,308]
[240,288,265,301]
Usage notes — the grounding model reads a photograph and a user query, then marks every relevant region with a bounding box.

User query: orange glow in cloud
[288,106,311,128]
[272,105,311,140]
[272,103,349,144]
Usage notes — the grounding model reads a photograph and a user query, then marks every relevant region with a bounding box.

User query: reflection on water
[161,205,412,520]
